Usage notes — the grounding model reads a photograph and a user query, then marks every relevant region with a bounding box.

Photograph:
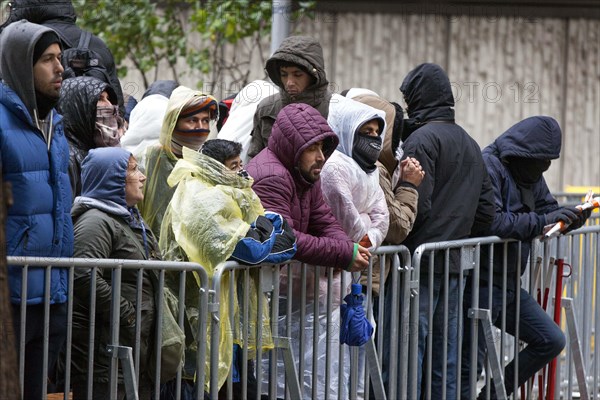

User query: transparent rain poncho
[159,147,273,392]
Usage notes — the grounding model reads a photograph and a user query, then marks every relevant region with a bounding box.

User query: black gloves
[545,206,579,225]
[565,208,592,232]
[545,206,591,233]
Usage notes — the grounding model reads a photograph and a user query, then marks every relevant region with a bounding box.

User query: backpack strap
[77,30,92,50]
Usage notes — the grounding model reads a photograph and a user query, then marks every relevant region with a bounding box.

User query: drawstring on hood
[0,20,62,126]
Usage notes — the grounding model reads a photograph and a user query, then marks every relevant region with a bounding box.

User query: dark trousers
[12,302,68,400]
[460,281,566,399]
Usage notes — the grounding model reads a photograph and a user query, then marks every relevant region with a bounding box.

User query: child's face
[224,155,243,172]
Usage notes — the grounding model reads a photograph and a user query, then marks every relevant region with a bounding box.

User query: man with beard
[246,102,370,398]
[0,20,73,398]
[247,103,370,272]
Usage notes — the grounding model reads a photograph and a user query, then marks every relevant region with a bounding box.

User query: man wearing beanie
[0,20,74,399]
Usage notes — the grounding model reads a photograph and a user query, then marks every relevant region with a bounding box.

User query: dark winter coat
[0,21,73,305]
[480,116,561,283]
[57,76,118,197]
[1,0,124,112]
[71,147,158,384]
[400,63,495,274]
[246,103,355,269]
[247,36,332,158]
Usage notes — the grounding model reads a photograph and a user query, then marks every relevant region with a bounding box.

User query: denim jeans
[11,303,67,400]
[410,274,463,400]
[460,281,566,399]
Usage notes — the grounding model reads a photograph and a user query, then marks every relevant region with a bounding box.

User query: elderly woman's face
[125,155,146,207]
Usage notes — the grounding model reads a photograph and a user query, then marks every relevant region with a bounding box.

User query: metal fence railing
[6,224,600,399]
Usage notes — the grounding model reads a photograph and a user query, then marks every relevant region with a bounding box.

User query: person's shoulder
[248,152,288,179]
[255,93,282,116]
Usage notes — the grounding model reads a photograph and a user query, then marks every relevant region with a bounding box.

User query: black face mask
[352,133,382,173]
[506,157,551,186]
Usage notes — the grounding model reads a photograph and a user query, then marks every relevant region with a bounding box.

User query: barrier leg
[562,298,589,400]
[106,345,139,400]
[365,336,387,400]
[273,336,302,400]
[546,258,565,400]
[469,308,507,400]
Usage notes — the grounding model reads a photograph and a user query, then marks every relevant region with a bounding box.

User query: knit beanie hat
[32,31,61,65]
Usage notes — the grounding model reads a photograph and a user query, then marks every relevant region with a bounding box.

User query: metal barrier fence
[6,225,600,399]
[6,257,209,400]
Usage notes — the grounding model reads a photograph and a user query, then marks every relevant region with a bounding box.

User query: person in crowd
[247,36,332,158]
[350,91,425,396]
[399,63,495,400]
[217,79,279,164]
[246,103,371,397]
[460,116,590,399]
[159,139,295,399]
[57,75,123,197]
[120,80,179,167]
[70,147,158,399]
[1,0,125,114]
[0,20,73,399]
[323,95,389,257]
[320,96,390,398]
[138,85,218,241]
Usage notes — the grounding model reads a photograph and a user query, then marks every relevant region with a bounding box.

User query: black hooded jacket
[57,76,117,197]
[400,63,495,273]
[1,0,124,113]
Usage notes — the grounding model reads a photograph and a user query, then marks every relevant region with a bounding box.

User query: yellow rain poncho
[159,146,273,392]
[138,86,218,241]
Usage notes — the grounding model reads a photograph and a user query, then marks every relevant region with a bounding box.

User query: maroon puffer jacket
[247,103,354,268]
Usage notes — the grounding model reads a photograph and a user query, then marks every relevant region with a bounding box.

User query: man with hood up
[247,36,332,158]
[138,85,218,242]
[399,63,495,400]
[320,95,390,398]
[460,116,589,399]
[57,75,122,197]
[0,0,125,114]
[0,20,73,398]
[247,103,371,398]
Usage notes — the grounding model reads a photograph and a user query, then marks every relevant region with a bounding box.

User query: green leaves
[72,0,315,90]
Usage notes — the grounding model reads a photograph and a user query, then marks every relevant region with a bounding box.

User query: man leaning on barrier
[460,116,591,399]
[247,103,371,397]
[0,20,74,399]
[399,63,496,400]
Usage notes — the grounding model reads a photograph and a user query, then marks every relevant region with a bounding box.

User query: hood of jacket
[158,85,218,160]
[484,116,562,161]
[142,79,178,99]
[265,36,329,105]
[73,147,132,219]
[327,94,386,158]
[58,76,117,152]
[350,92,400,174]
[0,0,76,33]
[400,63,455,124]
[120,93,168,156]
[268,103,338,184]
[0,20,60,119]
